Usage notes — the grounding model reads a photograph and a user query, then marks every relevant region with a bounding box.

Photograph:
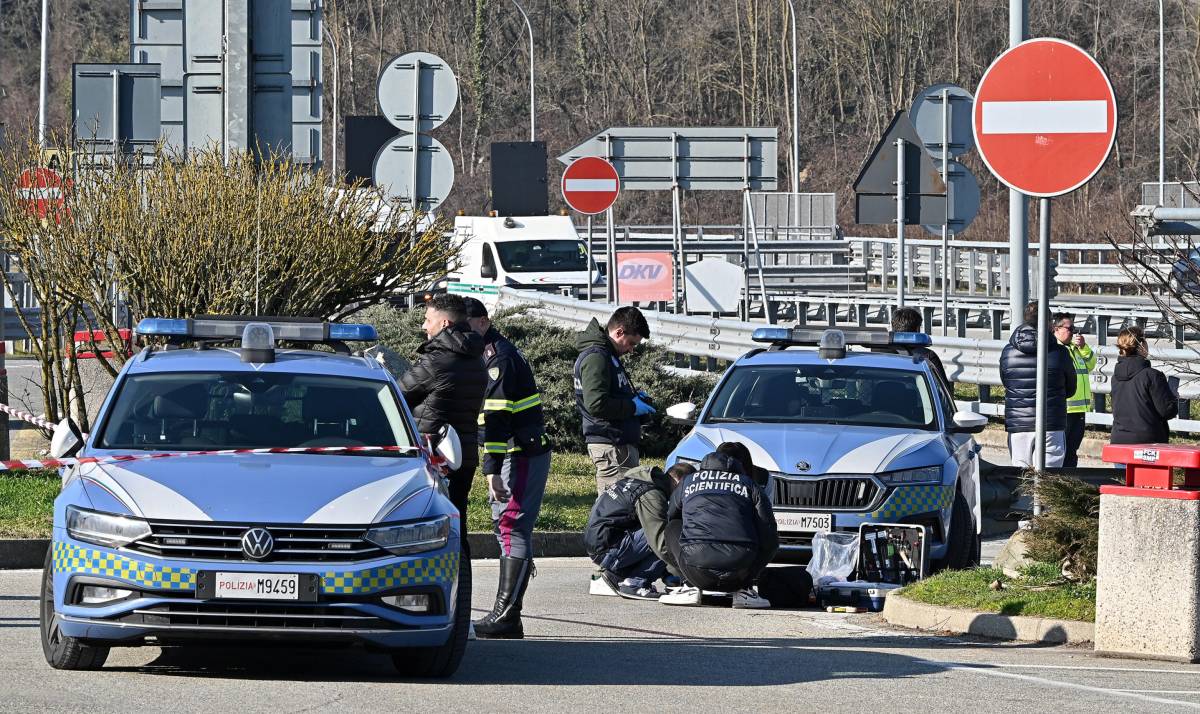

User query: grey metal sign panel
[556,127,778,192]
[856,194,947,226]
[922,161,981,235]
[685,259,744,313]
[184,75,224,150]
[130,1,183,45]
[854,111,947,196]
[373,134,456,212]
[378,52,459,134]
[4,308,41,342]
[253,74,294,161]
[910,83,975,160]
[1142,182,1200,209]
[73,64,163,153]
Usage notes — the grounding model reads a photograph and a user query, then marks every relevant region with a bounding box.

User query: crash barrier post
[1095,443,1200,662]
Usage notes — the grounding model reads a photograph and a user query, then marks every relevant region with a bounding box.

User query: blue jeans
[596,529,667,587]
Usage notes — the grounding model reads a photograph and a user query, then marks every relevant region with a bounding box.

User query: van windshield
[495,240,589,273]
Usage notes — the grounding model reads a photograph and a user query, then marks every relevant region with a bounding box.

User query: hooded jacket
[1111,354,1177,444]
[399,322,487,443]
[667,452,778,582]
[999,323,1077,433]
[573,318,640,445]
[584,465,676,574]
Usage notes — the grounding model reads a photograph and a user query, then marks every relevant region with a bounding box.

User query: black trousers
[447,449,479,557]
[664,519,760,592]
[1063,412,1086,468]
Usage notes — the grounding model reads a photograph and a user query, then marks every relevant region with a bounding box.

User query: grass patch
[0,472,59,538]
[0,455,651,538]
[900,563,1096,623]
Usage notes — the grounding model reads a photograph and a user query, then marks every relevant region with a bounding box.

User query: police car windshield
[705,364,938,430]
[495,240,589,273]
[97,372,416,451]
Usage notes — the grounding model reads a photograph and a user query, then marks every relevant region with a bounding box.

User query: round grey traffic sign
[372,133,456,212]
[922,161,981,235]
[377,52,459,133]
[910,83,975,160]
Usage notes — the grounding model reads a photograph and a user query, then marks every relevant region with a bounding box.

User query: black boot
[473,556,533,639]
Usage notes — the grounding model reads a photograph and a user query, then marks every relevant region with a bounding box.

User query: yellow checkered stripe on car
[869,485,955,520]
[321,552,460,595]
[52,541,196,591]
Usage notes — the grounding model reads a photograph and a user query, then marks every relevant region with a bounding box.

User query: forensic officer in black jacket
[661,446,778,607]
[462,298,551,639]
[399,294,487,519]
[1112,326,1178,445]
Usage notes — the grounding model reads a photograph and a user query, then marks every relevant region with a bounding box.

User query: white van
[448,215,605,295]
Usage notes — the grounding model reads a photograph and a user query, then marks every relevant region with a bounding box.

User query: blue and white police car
[40,316,469,677]
[665,328,988,570]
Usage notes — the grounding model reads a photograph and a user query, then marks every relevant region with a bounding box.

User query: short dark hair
[1023,301,1041,326]
[716,441,754,476]
[1052,312,1074,327]
[427,294,467,324]
[606,306,650,339]
[891,307,922,333]
[666,462,696,482]
[463,297,489,319]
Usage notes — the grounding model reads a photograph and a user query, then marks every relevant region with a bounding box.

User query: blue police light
[135,318,189,336]
[328,323,378,341]
[891,331,933,346]
[751,327,792,344]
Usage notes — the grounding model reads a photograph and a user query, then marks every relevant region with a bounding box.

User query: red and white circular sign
[561,157,620,215]
[16,167,64,219]
[973,38,1117,198]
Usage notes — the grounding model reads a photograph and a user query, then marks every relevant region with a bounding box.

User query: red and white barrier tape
[0,403,58,432]
[1,445,425,473]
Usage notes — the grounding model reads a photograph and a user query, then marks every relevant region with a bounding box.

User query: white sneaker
[588,572,620,597]
[732,587,771,609]
[468,622,477,640]
[659,585,702,606]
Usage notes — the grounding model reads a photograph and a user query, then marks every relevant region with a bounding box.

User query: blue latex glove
[632,396,657,416]
[636,390,653,402]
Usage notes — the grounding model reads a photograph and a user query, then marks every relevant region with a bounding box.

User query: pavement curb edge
[882,592,1094,645]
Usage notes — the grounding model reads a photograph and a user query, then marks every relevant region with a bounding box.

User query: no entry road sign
[974,38,1117,198]
[16,167,64,220]
[561,156,620,215]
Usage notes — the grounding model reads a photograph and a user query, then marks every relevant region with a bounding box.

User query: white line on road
[990,663,1200,675]
[981,100,1108,134]
[943,662,1200,709]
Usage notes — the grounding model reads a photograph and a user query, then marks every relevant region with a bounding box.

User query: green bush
[359,303,715,457]
[1024,472,1101,581]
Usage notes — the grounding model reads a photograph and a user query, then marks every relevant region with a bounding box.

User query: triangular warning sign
[854,111,947,225]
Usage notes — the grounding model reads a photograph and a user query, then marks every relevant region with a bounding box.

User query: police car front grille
[772,476,881,511]
[127,520,388,563]
[121,602,404,630]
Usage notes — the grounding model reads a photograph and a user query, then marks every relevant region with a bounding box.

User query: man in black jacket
[574,307,653,493]
[1000,302,1077,468]
[660,445,779,608]
[463,298,551,639]
[399,294,487,518]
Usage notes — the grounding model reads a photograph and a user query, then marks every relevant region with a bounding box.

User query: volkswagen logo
[241,528,274,560]
[795,460,812,473]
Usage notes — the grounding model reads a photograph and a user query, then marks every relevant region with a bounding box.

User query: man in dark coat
[399,294,487,518]
[1000,302,1077,468]
[891,307,949,388]
[1111,326,1178,445]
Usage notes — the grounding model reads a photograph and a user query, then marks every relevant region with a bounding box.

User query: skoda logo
[241,528,274,560]
[795,460,812,473]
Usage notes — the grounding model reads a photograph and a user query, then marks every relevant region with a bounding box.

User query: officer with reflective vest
[1053,312,1097,468]
[463,298,551,640]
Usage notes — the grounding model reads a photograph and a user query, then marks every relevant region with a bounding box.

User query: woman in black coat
[1111,326,1177,444]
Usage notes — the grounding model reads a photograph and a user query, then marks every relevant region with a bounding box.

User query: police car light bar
[135,317,378,342]
[750,327,932,349]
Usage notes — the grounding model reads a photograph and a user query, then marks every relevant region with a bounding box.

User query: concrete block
[1095,493,1200,662]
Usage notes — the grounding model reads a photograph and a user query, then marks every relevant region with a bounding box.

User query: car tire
[40,549,109,671]
[935,492,981,572]
[390,547,471,679]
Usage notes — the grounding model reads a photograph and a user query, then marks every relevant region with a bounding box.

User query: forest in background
[2,0,1199,240]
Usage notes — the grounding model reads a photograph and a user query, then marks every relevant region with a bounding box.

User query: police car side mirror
[428,424,463,471]
[50,418,84,459]
[950,411,989,434]
[666,402,697,425]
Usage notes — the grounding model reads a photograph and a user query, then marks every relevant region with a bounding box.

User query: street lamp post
[323,25,339,182]
[38,0,48,146]
[511,0,535,141]
[1159,0,1166,205]
[784,0,799,226]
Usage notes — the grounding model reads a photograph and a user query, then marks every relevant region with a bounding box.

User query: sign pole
[410,58,421,211]
[1034,197,1051,513]
[1008,0,1029,334]
[606,207,615,303]
[940,88,951,336]
[585,215,594,302]
[895,137,907,308]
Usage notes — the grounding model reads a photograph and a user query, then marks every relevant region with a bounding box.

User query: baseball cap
[463,297,489,319]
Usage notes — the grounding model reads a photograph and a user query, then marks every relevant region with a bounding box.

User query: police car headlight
[365,516,451,555]
[66,506,151,548]
[880,467,942,485]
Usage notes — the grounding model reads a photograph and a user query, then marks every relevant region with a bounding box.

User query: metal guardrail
[498,287,1200,433]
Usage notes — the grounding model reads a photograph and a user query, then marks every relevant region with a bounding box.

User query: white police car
[40,317,470,677]
[665,328,988,570]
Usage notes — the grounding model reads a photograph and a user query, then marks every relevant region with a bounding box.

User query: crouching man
[661,443,779,608]
[584,463,696,601]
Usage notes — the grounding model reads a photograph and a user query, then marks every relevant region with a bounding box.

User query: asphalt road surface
[3,559,1200,713]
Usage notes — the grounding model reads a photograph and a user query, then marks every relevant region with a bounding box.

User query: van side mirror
[50,418,84,459]
[480,262,497,280]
